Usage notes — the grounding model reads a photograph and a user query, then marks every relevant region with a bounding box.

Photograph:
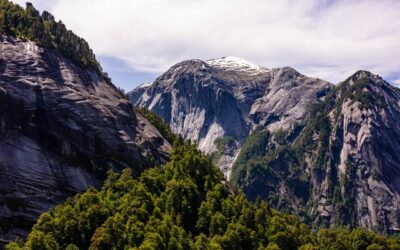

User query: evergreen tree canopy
[0,0,108,80]
[6,141,400,249]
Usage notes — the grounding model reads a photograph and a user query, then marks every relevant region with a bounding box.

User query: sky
[12,0,400,91]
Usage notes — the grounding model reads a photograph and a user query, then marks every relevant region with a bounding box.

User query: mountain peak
[206,56,268,74]
[340,70,387,89]
[137,82,152,89]
[350,70,375,81]
[342,70,383,86]
[207,56,259,68]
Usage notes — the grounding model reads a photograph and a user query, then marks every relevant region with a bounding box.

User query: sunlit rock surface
[0,36,171,241]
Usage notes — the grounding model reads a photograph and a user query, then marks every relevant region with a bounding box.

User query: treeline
[6,141,400,249]
[135,107,176,143]
[0,0,108,79]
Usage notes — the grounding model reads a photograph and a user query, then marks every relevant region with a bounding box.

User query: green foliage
[230,121,316,208]
[332,159,358,228]
[135,107,177,143]
[8,141,399,249]
[25,230,59,250]
[230,127,271,186]
[335,74,385,115]
[293,101,331,172]
[274,129,288,145]
[210,136,235,164]
[0,0,108,79]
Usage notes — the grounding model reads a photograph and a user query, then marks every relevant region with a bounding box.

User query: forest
[6,139,400,249]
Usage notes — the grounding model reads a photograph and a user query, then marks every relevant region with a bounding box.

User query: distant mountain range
[129,56,400,233]
[1,1,400,248]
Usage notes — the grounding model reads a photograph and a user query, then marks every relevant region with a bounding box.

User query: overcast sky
[12,0,400,90]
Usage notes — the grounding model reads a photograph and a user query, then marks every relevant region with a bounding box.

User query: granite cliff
[129,58,400,233]
[129,57,332,177]
[0,36,171,242]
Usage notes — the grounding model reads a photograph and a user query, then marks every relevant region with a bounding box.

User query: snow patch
[207,56,268,74]
[138,82,152,88]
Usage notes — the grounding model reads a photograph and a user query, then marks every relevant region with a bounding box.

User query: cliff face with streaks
[316,71,400,232]
[129,57,332,177]
[0,36,171,241]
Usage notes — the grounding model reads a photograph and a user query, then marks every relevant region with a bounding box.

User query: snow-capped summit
[137,82,152,88]
[206,56,267,74]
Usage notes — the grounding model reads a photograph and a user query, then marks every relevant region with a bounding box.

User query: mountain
[0,2,170,242]
[128,56,332,177]
[1,2,399,248]
[129,58,400,233]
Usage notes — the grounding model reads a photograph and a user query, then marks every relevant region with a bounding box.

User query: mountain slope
[228,71,400,233]
[128,57,332,177]
[0,2,171,242]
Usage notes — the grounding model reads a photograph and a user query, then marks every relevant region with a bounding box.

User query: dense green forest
[6,139,400,249]
[0,0,109,80]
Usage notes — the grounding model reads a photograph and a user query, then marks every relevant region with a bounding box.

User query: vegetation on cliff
[0,0,108,79]
[135,107,176,143]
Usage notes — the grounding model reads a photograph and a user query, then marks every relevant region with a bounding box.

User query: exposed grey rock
[318,71,400,233]
[239,70,400,234]
[128,57,332,177]
[129,57,400,234]
[249,67,332,131]
[0,36,171,242]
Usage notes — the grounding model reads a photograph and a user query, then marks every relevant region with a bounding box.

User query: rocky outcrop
[129,57,332,177]
[229,70,400,234]
[0,36,171,242]
[129,57,400,233]
[315,71,400,233]
[230,71,400,234]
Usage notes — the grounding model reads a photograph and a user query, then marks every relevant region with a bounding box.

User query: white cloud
[393,78,400,87]
[11,0,400,83]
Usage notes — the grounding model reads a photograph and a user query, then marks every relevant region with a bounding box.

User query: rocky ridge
[318,71,400,232]
[129,58,400,233]
[129,57,332,177]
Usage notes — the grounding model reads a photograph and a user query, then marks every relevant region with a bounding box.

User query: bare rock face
[235,70,400,234]
[249,67,331,131]
[0,36,171,242]
[315,71,400,233]
[129,57,400,234]
[128,57,332,177]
